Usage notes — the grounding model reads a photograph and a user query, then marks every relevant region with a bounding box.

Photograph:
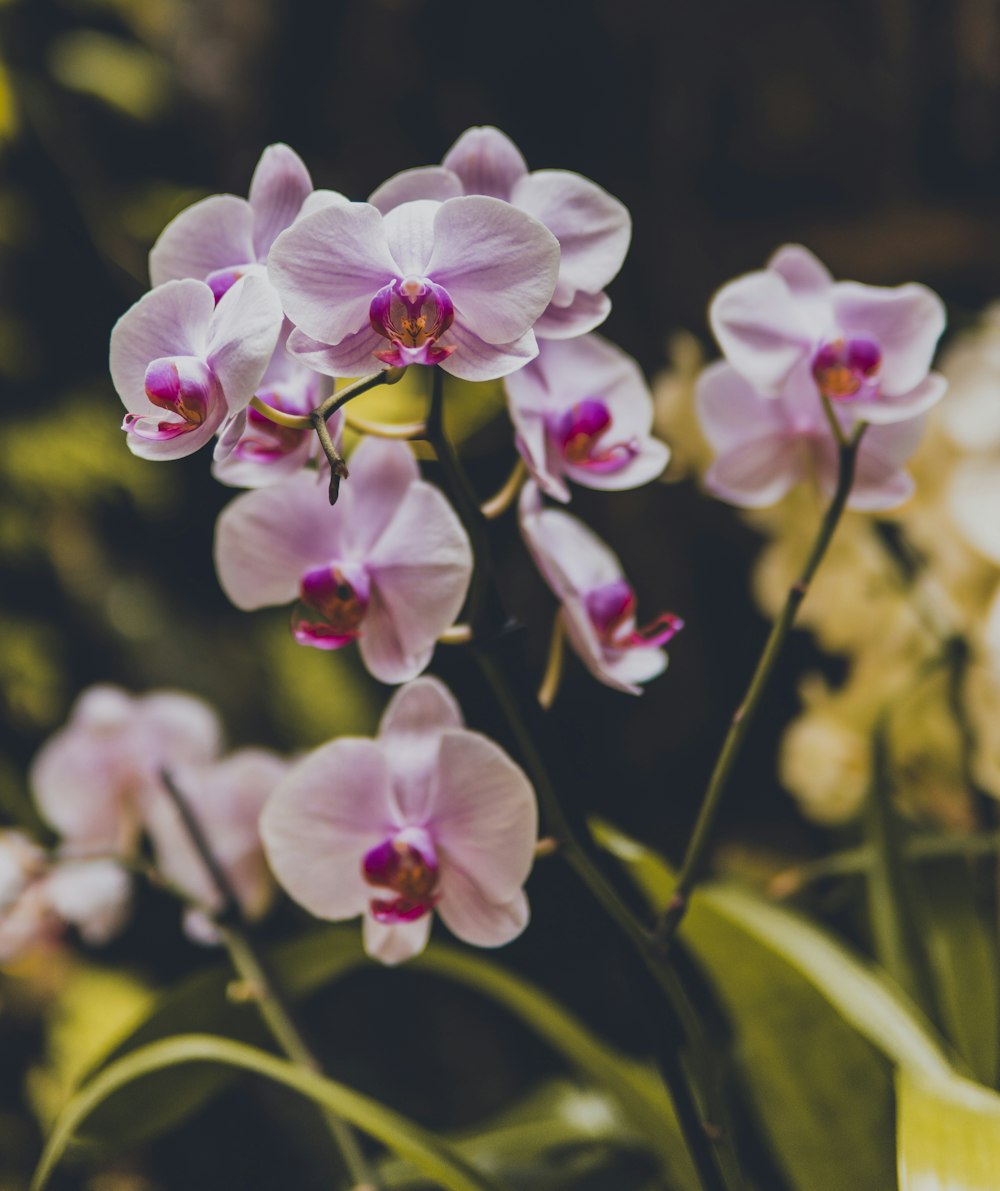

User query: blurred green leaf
[920,858,999,1087]
[33,1034,504,1191]
[48,32,170,122]
[897,1066,1000,1190]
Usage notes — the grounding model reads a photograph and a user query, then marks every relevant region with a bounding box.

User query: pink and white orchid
[110,275,283,460]
[144,749,287,943]
[518,484,682,695]
[149,143,346,300]
[710,244,947,425]
[267,195,560,381]
[30,685,223,853]
[369,126,631,340]
[505,334,669,502]
[696,360,926,510]
[0,831,131,964]
[260,677,538,965]
[214,438,473,683]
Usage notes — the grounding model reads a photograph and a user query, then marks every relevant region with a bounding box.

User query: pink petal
[214,471,347,609]
[709,270,815,397]
[438,323,539,382]
[205,274,284,414]
[849,373,947,425]
[110,280,215,414]
[248,143,314,259]
[510,407,568,501]
[260,738,398,920]
[357,588,433,685]
[695,360,790,452]
[426,196,560,344]
[518,484,622,599]
[149,195,257,286]
[380,676,463,739]
[512,170,631,296]
[363,912,432,965]
[30,729,131,848]
[297,189,352,220]
[44,859,132,944]
[382,199,439,276]
[366,483,473,655]
[125,409,223,462]
[436,881,529,948]
[430,730,537,903]
[369,167,464,213]
[139,691,223,764]
[442,126,528,199]
[337,437,420,553]
[767,244,834,331]
[533,289,611,339]
[564,438,670,492]
[287,325,387,377]
[268,202,398,345]
[832,281,946,396]
[704,436,808,508]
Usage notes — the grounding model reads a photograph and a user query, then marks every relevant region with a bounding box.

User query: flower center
[585,579,685,651]
[812,336,882,402]
[369,276,457,367]
[362,828,440,923]
[205,267,247,304]
[552,399,639,474]
[123,357,218,442]
[291,564,370,650]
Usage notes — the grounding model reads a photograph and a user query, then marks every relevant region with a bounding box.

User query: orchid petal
[512,169,630,296]
[519,485,622,598]
[382,200,439,276]
[442,126,528,199]
[149,195,256,286]
[337,437,420,554]
[532,289,611,339]
[287,324,386,377]
[268,202,398,345]
[438,322,538,382]
[704,436,808,509]
[695,360,790,451]
[767,244,834,331]
[848,372,947,425]
[437,882,529,948]
[363,912,432,965]
[260,738,397,921]
[248,143,313,259]
[369,167,464,213]
[832,281,946,396]
[214,471,346,609]
[205,274,285,413]
[357,588,433,685]
[426,196,560,344]
[44,859,131,944]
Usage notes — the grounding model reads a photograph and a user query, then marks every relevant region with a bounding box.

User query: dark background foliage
[2,0,999,1185]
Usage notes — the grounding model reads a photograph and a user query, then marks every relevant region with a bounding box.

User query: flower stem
[158,771,376,1191]
[480,458,527,520]
[654,422,867,948]
[423,372,742,1191]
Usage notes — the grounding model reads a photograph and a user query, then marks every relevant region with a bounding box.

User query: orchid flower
[30,685,223,853]
[710,244,946,425]
[369,125,631,340]
[505,334,670,502]
[211,324,336,488]
[696,360,927,510]
[518,483,682,695]
[0,831,131,964]
[110,276,283,460]
[149,143,346,300]
[267,195,560,381]
[144,749,287,943]
[260,677,537,965]
[214,437,473,684]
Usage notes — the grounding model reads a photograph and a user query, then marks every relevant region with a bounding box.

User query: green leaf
[920,858,999,1087]
[897,1066,1000,1190]
[32,1034,503,1191]
[590,818,946,1191]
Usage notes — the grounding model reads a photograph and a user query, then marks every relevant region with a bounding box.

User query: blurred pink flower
[505,334,669,502]
[30,685,223,853]
[268,195,560,381]
[710,244,946,425]
[149,143,347,300]
[110,276,282,460]
[261,677,537,965]
[144,749,288,943]
[369,126,631,340]
[214,438,473,683]
[696,360,926,510]
[518,483,682,695]
[0,831,131,964]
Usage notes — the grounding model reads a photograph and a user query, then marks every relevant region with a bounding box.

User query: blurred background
[3,0,1000,1186]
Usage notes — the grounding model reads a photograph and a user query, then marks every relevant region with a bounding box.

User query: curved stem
[158,771,375,1190]
[481,458,527,520]
[344,413,427,440]
[317,367,407,420]
[537,614,565,710]
[249,395,313,431]
[654,423,866,947]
